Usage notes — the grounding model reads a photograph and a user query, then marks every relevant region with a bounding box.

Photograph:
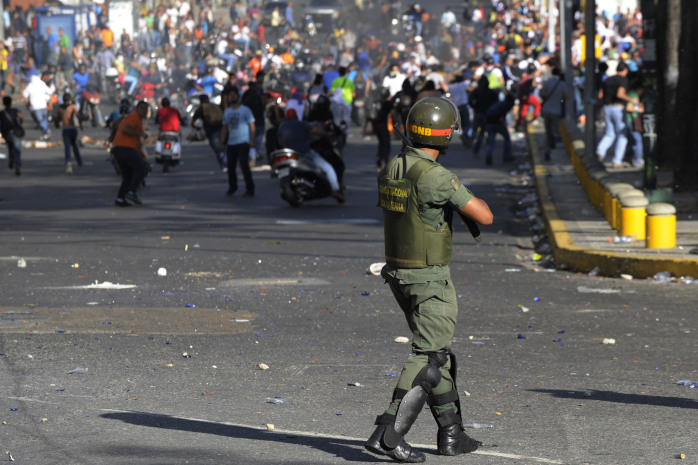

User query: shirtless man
[58,93,83,174]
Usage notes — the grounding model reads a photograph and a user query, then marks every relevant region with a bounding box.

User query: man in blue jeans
[220,86,256,197]
[596,61,639,168]
[22,73,53,141]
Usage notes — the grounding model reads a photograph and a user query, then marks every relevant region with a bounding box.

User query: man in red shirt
[155,97,182,133]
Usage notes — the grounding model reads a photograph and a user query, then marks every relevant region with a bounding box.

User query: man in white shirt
[22,73,54,141]
[381,63,407,97]
[440,7,457,31]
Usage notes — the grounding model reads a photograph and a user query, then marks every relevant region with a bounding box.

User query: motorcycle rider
[277,108,345,203]
[155,96,182,134]
[71,63,90,120]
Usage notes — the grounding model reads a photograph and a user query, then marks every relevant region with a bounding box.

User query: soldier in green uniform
[365,97,494,463]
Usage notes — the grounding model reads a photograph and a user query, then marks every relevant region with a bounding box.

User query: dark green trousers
[381,265,459,418]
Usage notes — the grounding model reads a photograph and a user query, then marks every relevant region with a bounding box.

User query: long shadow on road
[101,410,389,463]
[529,389,698,409]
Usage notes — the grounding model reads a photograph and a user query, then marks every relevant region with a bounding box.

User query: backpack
[201,102,223,129]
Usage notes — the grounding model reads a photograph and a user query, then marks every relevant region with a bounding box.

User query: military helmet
[406,97,461,148]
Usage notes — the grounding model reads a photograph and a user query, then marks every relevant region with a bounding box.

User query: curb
[526,122,698,279]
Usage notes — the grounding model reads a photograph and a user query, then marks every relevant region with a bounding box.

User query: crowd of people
[1,0,644,198]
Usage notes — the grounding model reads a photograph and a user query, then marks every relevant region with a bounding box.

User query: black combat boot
[365,423,426,463]
[437,423,482,456]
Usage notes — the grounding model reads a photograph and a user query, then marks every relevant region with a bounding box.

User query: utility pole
[584,0,596,159]
[559,0,575,119]
[640,0,658,191]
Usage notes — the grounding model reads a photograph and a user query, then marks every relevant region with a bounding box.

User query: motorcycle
[154,131,182,173]
[79,84,103,127]
[270,121,346,207]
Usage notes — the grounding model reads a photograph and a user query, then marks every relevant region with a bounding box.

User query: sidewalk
[526,120,698,279]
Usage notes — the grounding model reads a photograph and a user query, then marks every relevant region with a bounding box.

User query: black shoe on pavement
[15,166,21,176]
[485,156,492,166]
[365,424,426,463]
[226,189,236,196]
[242,191,254,197]
[437,423,482,456]
[125,192,142,205]
[114,198,132,207]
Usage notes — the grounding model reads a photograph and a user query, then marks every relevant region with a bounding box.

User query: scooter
[269,121,345,207]
[154,131,182,173]
[270,148,334,207]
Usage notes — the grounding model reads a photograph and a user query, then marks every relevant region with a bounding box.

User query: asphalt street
[1,121,696,465]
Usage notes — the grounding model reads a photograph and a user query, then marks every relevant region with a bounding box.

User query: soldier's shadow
[101,410,392,462]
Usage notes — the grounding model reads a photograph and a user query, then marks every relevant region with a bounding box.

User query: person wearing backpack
[484,86,517,165]
[191,93,226,171]
[1,96,24,176]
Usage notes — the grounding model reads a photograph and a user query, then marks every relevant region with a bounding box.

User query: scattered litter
[266,397,285,404]
[517,334,526,339]
[166,363,174,368]
[182,353,191,358]
[676,454,686,460]
[505,268,521,272]
[394,336,410,344]
[347,382,362,387]
[602,338,616,345]
[233,318,250,323]
[55,329,66,333]
[361,291,371,296]
[266,423,275,431]
[588,267,600,277]
[677,380,696,389]
[157,268,167,276]
[611,235,633,243]
[71,263,79,268]
[185,304,195,308]
[652,271,673,283]
[519,305,529,312]
[463,423,494,429]
[471,341,484,344]
[85,281,136,289]
[202,392,215,396]
[678,276,695,284]
[368,263,385,275]
[583,390,594,397]
[620,274,633,280]
[41,418,48,423]
[577,286,621,294]
[6,451,14,462]
[258,363,269,370]
[27,354,33,359]
[67,367,88,374]
[463,390,471,397]
[17,259,26,268]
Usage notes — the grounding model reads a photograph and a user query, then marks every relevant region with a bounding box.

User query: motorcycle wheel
[91,105,99,127]
[281,179,303,207]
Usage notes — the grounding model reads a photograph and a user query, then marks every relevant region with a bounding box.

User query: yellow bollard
[615,188,645,231]
[646,203,677,249]
[608,183,635,229]
[620,195,648,240]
